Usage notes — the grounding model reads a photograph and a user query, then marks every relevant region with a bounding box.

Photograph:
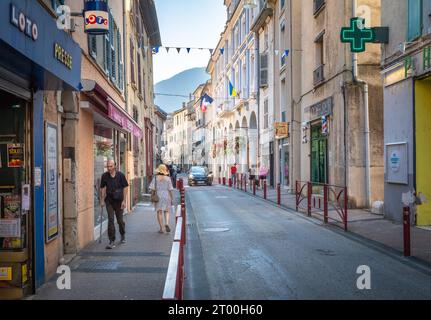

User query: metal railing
[162,184,187,300]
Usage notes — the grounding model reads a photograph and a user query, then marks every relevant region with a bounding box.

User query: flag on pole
[200,93,214,112]
[229,81,237,97]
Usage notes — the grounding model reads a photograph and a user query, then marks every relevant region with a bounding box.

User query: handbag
[151,176,160,203]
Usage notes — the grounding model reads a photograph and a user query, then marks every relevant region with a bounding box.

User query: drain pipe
[352,0,371,208]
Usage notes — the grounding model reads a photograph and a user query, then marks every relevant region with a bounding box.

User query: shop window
[0,91,29,251]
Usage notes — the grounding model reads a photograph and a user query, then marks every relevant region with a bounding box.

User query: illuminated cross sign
[341,17,376,53]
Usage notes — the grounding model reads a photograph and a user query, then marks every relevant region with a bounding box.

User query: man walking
[231,163,238,186]
[100,160,129,249]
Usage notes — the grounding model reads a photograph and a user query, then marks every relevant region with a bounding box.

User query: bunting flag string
[150,45,294,56]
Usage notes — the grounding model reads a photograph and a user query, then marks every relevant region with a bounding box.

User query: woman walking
[149,164,174,234]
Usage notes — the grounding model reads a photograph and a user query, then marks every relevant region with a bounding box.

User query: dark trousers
[106,201,125,241]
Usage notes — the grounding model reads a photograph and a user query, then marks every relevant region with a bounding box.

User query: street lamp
[243,0,257,9]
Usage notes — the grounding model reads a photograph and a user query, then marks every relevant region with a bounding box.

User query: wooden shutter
[260,54,268,88]
[408,0,423,41]
[130,39,135,84]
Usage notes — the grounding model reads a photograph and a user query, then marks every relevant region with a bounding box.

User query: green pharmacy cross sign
[341,17,376,53]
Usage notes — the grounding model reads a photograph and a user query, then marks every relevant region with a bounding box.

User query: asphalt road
[184,184,431,300]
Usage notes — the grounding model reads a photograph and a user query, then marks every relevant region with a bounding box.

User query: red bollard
[240,174,243,190]
[253,179,256,196]
[277,183,281,205]
[403,206,411,257]
[323,184,328,224]
[229,178,232,187]
[307,182,312,217]
[244,176,247,193]
[264,180,267,200]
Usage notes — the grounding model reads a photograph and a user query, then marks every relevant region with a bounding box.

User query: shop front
[383,46,431,225]
[82,81,143,238]
[0,0,81,298]
[304,97,332,185]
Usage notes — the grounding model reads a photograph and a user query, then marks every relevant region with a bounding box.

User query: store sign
[274,122,289,140]
[10,4,38,41]
[84,0,109,34]
[54,43,73,70]
[108,102,143,139]
[304,97,333,122]
[404,46,431,78]
[386,142,408,185]
[7,144,24,168]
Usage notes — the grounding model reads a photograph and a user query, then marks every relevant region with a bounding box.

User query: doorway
[310,123,328,184]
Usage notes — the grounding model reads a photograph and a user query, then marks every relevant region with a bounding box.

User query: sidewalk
[223,180,431,265]
[30,201,176,300]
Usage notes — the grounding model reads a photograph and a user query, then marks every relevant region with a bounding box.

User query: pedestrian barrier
[225,176,349,231]
[162,241,182,300]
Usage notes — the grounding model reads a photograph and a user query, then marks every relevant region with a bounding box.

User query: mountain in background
[154,67,210,114]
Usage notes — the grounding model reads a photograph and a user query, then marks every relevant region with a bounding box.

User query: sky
[153,0,227,84]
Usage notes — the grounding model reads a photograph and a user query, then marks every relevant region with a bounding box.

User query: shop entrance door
[0,89,32,298]
[415,77,431,226]
[311,123,328,184]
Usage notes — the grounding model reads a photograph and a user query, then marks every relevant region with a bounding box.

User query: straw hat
[156,164,169,176]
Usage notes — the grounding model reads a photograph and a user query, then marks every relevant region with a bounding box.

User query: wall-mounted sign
[10,4,38,41]
[54,43,73,70]
[7,144,24,168]
[84,0,109,35]
[341,17,388,53]
[275,122,289,140]
[304,97,333,122]
[322,116,329,136]
[46,123,59,242]
[386,142,408,185]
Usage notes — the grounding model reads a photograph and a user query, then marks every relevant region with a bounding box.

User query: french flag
[200,93,214,112]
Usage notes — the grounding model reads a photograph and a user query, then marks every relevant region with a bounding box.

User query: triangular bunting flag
[275,50,279,56]
[220,48,225,55]
[187,48,191,53]
[166,47,170,53]
[176,48,181,53]
[209,49,214,55]
[284,50,290,57]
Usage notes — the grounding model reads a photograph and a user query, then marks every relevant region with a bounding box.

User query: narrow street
[184,184,431,300]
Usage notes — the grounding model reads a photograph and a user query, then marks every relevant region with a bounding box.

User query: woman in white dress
[149,164,174,233]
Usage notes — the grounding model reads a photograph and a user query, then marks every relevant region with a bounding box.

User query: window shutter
[130,39,135,84]
[117,30,123,90]
[138,53,142,95]
[408,0,423,41]
[88,35,97,58]
[260,54,268,88]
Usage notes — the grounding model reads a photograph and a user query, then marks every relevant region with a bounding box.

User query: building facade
[0,0,160,298]
[381,0,431,225]
[207,0,260,182]
[0,0,81,298]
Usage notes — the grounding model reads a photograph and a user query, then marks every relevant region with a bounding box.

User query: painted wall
[383,79,414,223]
[415,77,431,226]
[76,109,95,249]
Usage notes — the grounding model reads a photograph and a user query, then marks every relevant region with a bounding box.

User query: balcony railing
[313,64,324,86]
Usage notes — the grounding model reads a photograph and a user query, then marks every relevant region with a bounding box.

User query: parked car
[188,166,213,186]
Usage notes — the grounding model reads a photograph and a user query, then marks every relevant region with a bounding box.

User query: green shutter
[408,0,423,41]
